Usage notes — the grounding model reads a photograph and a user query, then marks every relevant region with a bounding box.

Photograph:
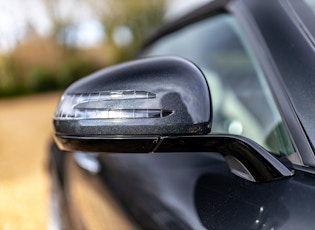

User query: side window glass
[141,14,295,157]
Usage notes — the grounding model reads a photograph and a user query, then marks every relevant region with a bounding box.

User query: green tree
[0,0,166,97]
[42,0,166,62]
[81,0,166,62]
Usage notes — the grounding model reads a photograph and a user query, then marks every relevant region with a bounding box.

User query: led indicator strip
[55,90,173,120]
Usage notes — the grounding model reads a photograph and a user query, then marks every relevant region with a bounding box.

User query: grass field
[0,92,60,229]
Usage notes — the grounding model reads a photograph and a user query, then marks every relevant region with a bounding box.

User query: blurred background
[0,0,208,229]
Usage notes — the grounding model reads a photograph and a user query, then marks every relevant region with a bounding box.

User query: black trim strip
[229,1,314,166]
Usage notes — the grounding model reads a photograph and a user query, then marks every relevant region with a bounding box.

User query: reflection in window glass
[141,14,294,157]
[304,0,315,9]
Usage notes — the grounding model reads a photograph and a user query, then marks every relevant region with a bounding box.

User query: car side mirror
[53,56,292,182]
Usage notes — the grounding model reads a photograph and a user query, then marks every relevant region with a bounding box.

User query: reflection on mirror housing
[54,56,211,136]
[53,56,292,182]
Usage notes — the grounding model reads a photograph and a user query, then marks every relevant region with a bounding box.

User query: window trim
[229,1,313,166]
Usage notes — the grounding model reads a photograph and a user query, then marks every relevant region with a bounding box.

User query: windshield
[140,14,295,157]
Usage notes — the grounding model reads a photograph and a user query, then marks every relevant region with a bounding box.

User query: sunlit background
[0,0,209,229]
[0,0,209,97]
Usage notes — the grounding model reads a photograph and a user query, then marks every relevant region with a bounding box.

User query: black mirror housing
[53,56,292,182]
[54,56,212,137]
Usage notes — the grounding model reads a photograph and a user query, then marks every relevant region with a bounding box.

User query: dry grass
[0,92,60,230]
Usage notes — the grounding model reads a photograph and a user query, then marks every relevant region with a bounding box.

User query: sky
[0,0,50,51]
[0,0,210,53]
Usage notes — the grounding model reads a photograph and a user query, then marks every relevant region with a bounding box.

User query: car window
[141,14,295,157]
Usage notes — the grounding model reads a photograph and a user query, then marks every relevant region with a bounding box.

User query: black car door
[60,5,315,230]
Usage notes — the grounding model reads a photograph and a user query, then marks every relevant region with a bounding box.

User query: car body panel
[51,149,315,230]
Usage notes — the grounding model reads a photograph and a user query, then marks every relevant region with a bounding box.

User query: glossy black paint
[55,135,159,153]
[65,151,315,230]
[55,134,292,182]
[49,0,315,229]
[229,1,311,167]
[194,167,315,229]
[54,56,211,137]
[155,135,292,182]
[240,0,315,165]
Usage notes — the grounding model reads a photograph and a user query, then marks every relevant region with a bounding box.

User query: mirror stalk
[54,56,293,183]
[55,134,293,182]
